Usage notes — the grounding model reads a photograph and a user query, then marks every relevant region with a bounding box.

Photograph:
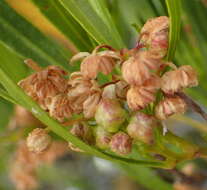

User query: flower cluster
[18,16,198,156]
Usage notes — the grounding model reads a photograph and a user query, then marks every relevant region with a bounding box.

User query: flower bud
[95,98,127,133]
[49,94,73,122]
[127,75,161,111]
[122,56,151,86]
[94,126,112,149]
[155,96,187,120]
[27,128,51,154]
[161,65,198,94]
[110,132,132,155]
[18,66,68,110]
[127,112,156,144]
[68,123,94,152]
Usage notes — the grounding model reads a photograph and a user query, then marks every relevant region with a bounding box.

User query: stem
[177,92,207,122]
[24,59,42,72]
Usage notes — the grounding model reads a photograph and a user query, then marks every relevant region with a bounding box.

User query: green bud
[95,98,127,133]
[95,126,112,150]
[127,112,156,144]
[110,132,132,155]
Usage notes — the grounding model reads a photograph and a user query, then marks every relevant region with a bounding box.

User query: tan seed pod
[27,128,52,154]
[140,16,169,58]
[48,94,73,122]
[127,75,161,111]
[127,112,156,144]
[122,56,151,86]
[18,65,68,110]
[155,96,187,120]
[161,65,198,94]
[70,48,121,79]
[68,72,100,114]
[110,132,132,155]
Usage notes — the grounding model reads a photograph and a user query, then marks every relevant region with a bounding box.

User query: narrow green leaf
[30,0,92,51]
[59,0,125,48]
[165,0,182,61]
[0,0,72,71]
[120,164,173,190]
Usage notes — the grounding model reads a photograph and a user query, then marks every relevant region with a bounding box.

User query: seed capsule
[155,96,187,120]
[27,128,51,154]
[48,94,72,122]
[70,48,121,79]
[127,75,161,111]
[18,66,68,110]
[140,16,169,59]
[110,132,132,155]
[127,112,156,144]
[115,80,128,99]
[161,65,198,94]
[95,98,127,133]
[122,56,151,86]
[68,72,100,114]
[94,126,112,150]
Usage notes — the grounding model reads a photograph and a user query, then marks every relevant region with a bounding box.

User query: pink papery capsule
[155,96,187,120]
[48,94,73,122]
[18,66,68,110]
[127,75,161,111]
[27,128,51,154]
[161,65,198,94]
[140,16,169,59]
[70,48,121,79]
[122,56,151,86]
[110,132,132,155]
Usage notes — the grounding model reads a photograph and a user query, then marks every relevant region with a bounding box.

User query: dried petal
[95,98,127,133]
[127,112,156,144]
[49,94,72,122]
[127,75,161,111]
[122,56,151,86]
[83,92,101,118]
[68,72,100,114]
[155,96,187,120]
[18,66,68,110]
[27,128,52,154]
[110,132,132,155]
[161,65,198,94]
[115,80,129,99]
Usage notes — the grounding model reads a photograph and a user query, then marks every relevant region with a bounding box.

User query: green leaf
[30,0,92,51]
[120,164,173,190]
[0,0,72,71]
[165,0,182,61]
[59,0,125,49]
[0,43,165,168]
[0,98,14,132]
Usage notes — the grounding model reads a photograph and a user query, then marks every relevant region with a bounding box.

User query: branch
[177,92,207,122]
